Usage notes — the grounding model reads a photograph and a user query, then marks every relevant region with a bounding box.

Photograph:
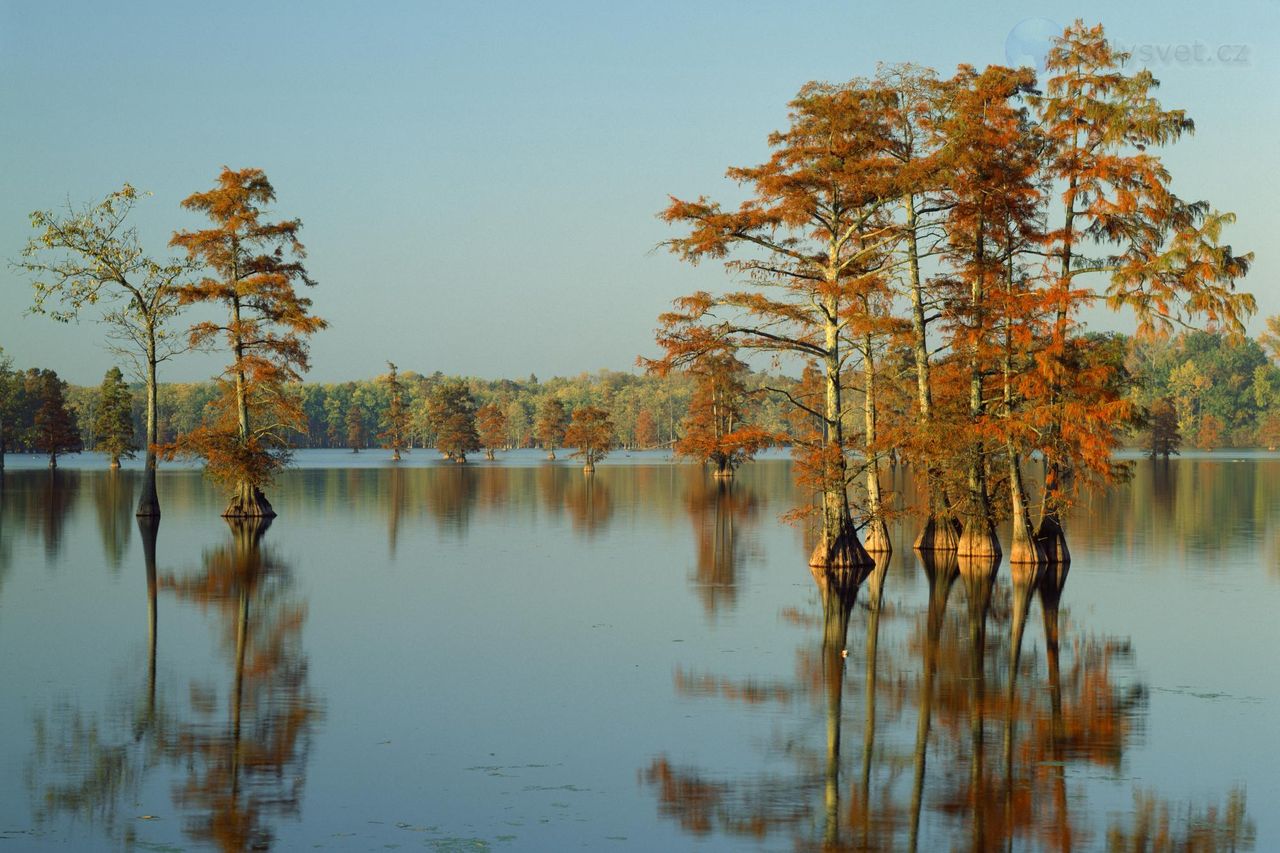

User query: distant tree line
[7,324,1280,473]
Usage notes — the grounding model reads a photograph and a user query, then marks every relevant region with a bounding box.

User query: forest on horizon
[6,322,1280,458]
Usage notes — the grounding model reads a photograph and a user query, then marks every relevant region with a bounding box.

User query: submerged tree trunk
[863,331,890,554]
[811,293,872,568]
[48,454,57,469]
[109,456,121,470]
[956,224,999,559]
[392,448,401,461]
[136,333,161,518]
[906,193,958,552]
[712,455,733,479]
[224,481,276,518]
[1007,451,1044,563]
[485,448,495,461]
[1037,175,1079,564]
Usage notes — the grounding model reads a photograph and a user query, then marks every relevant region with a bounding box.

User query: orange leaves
[674,352,771,473]
[168,167,325,499]
[563,405,615,466]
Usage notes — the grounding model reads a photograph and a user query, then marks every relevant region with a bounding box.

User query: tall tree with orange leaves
[1030,21,1253,560]
[670,351,771,478]
[169,167,327,518]
[934,64,1044,560]
[652,79,905,568]
[476,402,507,460]
[564,405,615,473]
[378,361,410,460]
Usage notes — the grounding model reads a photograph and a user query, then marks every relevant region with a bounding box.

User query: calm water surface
[0,450,1276,851]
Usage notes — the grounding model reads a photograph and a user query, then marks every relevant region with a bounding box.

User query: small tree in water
[536,397,567,460]
[1148,397,1181,459]
[672,351,771,478]
[476,403,507,460]
[428,380,480,463]
[379,362,410,460]
[94,367,137,468]
[564,406,615,473]
[32,370,82,468]
[168,167,327,518]
[634,409,659,449]
[345,403,365,452]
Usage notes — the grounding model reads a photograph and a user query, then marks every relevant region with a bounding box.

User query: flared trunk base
[809,528,874,569]
[223,483,276,519]
[914,514,961,551]
[583,463,595,474]
[136,468,162,518]
[1035,516,1071,564]
[956,518,1001,559]
[1007,526,1048,564]
[863,517,892,554]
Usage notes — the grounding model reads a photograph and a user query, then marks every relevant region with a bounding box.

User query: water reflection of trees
[159,517,319,851]
[644,554,1251,851]
[26,516,320,851]
[683,477,760,617]
[93,470,137,571]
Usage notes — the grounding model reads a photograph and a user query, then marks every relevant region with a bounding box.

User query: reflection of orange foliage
[673,669,792,705]
[563,475,612,536]
[684,477,759,616]
[159,520,318,853]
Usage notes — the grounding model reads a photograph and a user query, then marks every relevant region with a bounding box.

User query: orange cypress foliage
[650,79,905,568]
[634,409,659,449]
[934,64,1044,559]
[1030,21,1253,556]
[168,167,326,517]
[535,397,567,459]
[673,351,772,477]
[378,362,410,460]
[476,403,507,460]
[563,405,614,472]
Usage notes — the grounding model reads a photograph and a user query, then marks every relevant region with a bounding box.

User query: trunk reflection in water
[645,541,1253,851]
[25,513,321,852]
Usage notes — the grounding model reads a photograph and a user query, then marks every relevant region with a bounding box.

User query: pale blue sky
[2,0,1276,384]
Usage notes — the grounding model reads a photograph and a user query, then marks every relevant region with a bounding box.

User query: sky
[1,0,1276,385]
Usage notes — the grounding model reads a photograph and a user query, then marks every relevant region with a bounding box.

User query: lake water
[0,450,1275,851]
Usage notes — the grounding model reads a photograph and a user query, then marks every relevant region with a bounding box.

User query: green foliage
[93,367,137,464]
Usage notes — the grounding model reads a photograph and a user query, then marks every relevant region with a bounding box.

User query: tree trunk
[905,192,957,550]
[862,330,890,554]
[1007,450,1045,564]
[392,448,401,461]
[956,222,999,559]
[486,448,495,461]
[136,335,161,517]
[811,290,871,568]
[583,462,595,474]
[223,481,276,518]
[1037,173,1079,564]
[712,456,733,478]
[109,456,121,470]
